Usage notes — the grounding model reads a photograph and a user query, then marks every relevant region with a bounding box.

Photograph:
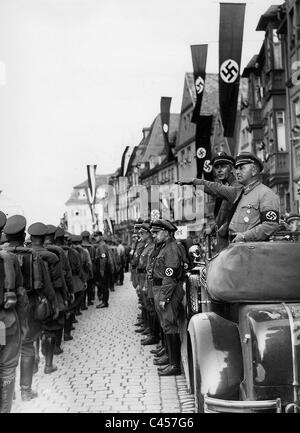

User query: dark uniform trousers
[153,283,184,334]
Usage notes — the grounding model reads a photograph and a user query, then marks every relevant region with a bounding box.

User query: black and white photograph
[0,0,300,417]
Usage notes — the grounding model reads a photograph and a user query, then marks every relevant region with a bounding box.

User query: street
[11,273,195,413]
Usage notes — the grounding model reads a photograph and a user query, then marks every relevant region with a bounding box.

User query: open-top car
[181,233,300,413]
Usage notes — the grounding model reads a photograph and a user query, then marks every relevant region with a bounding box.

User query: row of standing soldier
[130,219,189,376]
[0,214,126,413]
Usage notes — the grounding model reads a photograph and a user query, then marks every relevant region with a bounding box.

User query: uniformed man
[81,231,96,306]
[136,222,159,346]
[45,224,73,354]
[28,222,65,374]
[54,227,76,341]
[130,220,144,290]
[177,152,280,242]
[149,219,184,376]
[95,232,113,309]
[210,152,242,250]
[0,211,29,412]
[3,216,58,401]
[72,235,93,311]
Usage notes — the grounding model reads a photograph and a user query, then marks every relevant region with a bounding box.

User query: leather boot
[44,337,58,374]
[152,347,166,357]
[64,316,73,341]
[153,354,169,365]
[20,355,38,401]
[158,334,181,376]
[141,335,160,346]
[141,327,152,335]
[54,329,63,355]
[0,378,15,413]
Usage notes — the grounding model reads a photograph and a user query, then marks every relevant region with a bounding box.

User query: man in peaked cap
[148,219,184,376]
[178,152,280,243]
[0,214,29,411]
[28,222,62,374]
[130,219,144,290]
[81,230,96,306]
[209,152,241,250]
[3,216,58,401]
[45,224,72,355]
[95,232,113,309]
[135,222,159,345]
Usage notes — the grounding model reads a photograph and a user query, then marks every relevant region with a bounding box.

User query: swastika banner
[190,44,208,124]
[219,3,246,139]
[160,96,172,157]
[195,115,214,181]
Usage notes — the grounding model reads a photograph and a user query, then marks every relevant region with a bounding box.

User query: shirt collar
[243,179,261,195]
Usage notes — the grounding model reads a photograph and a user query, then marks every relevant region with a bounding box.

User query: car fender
[188,312,243,406]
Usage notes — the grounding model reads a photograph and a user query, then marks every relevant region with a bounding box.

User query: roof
[242,55,259,77]
[256,5,280,31]
[74,174,112,189]
[140,113,180,163]
[66,173,113,206]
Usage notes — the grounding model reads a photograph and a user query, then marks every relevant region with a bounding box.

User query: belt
[137,269,146,274]
[153,278,163,286]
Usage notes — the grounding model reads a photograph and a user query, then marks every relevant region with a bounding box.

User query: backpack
[5,247,43,292]
[0,250,16,308]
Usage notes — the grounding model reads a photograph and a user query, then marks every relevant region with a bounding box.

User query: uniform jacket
[131,240,146,269]
[95,241,113,278]
[137,240,155,273]
[31,245,66,311]
[3,243,58,309]
[198,178,280,241]
[0,249,28,342]
[152,238,183,303]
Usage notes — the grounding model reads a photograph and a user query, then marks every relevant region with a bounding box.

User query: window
[293,98,300,125]
[265,35,272,71]
[181,150,185,163]
[187,146,191,163]
[295,145,300,167]
[272,29,282,69]
[289,8,296,51]
[276,111,287,152]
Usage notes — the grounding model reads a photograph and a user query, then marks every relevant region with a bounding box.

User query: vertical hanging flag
[160,97,172,156]
[219,3,246,138]
[195,115,214,181]
[86,164,97,224]
[190,44,208,124]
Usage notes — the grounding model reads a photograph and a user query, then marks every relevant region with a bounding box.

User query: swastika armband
[165,267,175,277]
[260,210,279,223]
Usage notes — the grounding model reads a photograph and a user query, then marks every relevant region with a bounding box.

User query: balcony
[268,152,289,186]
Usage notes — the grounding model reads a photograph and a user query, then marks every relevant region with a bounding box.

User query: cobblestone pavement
[11,273,195,413]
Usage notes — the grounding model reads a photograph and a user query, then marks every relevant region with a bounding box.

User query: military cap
[134,218,144,229]
[55,227,65,238]
[46,224,57,235]
[3,215,26,235]
[71,235,82,243]
[150,219,177,233]
[94,231,103,236]
[165,219,178,232]
[64,231,72,239]
[211,152,235,168]
[235,152,264,172]
[286,214,300,224]
[140,222,151,232]
[28,222,48,236]
[0,211,7,230]
[81,230,90,237]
